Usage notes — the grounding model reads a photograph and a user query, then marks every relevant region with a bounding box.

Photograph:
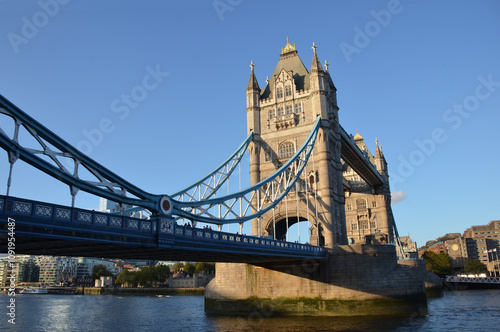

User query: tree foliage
[194,262,215,274]
[92,264,113,280]
[172,262,184,273]
[183,263,196,274]
[114,265,171,287]
[422,251,453,278]
[464,259,488,274]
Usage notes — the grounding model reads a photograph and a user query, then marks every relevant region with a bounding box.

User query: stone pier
[205,244,427,316]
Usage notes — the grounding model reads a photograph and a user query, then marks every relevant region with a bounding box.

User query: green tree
[153,264,170,284]
[422,251,453,278]
[194,262,215,274]
[183,263,196,274]
[136,266,155,287]
[172,262,184,273]
[115,270,137,287]
[464,259,488,274]
[92,264,113,280]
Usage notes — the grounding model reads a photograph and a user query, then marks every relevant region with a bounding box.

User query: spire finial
[375,138,379,146]
[281,36,296,54]
[250,60,255,71]
[265,76,269,84]
[312,42,317,54]
[324,60,329,72]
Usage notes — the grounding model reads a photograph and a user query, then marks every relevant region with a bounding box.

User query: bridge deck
[0,195,324,263]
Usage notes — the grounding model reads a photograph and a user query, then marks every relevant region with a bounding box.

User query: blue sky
[0,0,499,248]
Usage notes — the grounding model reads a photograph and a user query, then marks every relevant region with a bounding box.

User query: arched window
[356,199,367,209]
[279,141,295,159]
[276,87,283,99]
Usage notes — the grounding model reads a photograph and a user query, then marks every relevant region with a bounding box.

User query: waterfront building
[75,257,121,278]
[0,255,39,285]
[35,256,77,285]
[169,271,214,288]
[418,233,467,272]
[463,220,500,275]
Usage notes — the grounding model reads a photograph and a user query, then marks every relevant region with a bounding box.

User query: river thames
[1,289,499,331]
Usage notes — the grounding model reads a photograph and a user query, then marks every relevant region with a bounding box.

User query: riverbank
[82,287,205,295]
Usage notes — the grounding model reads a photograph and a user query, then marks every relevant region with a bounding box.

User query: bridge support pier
[205,244,427,317]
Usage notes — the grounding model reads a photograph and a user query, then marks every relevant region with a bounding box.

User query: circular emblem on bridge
[159,196,173,215]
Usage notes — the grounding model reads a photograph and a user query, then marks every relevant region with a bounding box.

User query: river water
[1,290,499,331]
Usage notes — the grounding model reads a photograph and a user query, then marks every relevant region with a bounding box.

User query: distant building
[35,256,77,285]
[75,257,121,278]
[99,198,148,219]
[399,236,418,259]
[463,220,500,275]
[0,255,39,285]
[168,271,214,288]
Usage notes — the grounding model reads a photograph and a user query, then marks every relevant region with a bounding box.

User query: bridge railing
[0,195,156,233]
[169,223,324,254]
[1,195,324,256]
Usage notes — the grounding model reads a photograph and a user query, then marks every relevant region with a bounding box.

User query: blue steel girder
[0,94,168,214]
[171,130,253,202]
[172,116,321,224]
[339,125,384,187]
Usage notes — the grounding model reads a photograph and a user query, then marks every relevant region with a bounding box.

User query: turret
[309,43,328,120]
[374,138,389,178]
[246,61,261,135]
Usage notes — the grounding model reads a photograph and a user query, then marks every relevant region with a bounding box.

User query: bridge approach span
[0,195,324,263]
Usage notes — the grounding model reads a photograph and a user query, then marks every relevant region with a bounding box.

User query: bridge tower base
[205,244,427,317]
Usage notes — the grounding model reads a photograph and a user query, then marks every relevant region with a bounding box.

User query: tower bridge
[0,39,427,317]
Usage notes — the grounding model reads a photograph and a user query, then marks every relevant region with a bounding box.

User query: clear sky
[0,0,499,248]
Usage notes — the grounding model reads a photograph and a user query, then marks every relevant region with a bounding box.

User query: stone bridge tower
[246,39,347,247]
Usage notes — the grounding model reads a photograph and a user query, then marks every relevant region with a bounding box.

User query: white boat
[20,287,48,294]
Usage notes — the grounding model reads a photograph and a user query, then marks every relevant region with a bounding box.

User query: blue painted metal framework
[172,116,321,224]
[0,195,324,262]
[0,94,167,213]
[0,94,322,226]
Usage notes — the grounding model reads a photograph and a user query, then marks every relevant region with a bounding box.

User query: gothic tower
[246,39,347,247]
[342,132,395,244]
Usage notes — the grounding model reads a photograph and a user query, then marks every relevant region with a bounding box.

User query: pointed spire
[246,60,260,91]
[310,42,323,73]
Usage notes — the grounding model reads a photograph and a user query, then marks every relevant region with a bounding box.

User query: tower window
[277,107,284,116]
[268,109,275,120]
[351,223,358,231]
[347,204,353,211]
[372,201,377,208]
[356,199,367,209]
[277,87,283,99]
[294,103,302,113]
[285,85,292,96]
[279,141,295,159]
[360,220,369,230]
[285,104,293,114]
[370,220,376,229]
